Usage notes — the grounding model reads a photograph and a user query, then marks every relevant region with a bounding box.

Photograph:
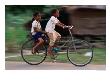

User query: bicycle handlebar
[63,25,74,29]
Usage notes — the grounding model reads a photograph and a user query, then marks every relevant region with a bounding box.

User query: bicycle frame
[21,25,93,66]
[58,26,75,49]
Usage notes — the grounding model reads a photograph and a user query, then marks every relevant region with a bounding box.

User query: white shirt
[31,20,41,35]
[45,16,59,33]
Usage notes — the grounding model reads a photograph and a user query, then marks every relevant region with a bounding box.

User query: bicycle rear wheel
[21,39,47,65]
[67,39,93,66]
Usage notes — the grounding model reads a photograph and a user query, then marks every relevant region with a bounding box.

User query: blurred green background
[5,5,106,64]
[5,5,60,52]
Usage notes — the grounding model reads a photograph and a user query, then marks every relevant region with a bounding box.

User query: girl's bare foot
[32,48,39,54]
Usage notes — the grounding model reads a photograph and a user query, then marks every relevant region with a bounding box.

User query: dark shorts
[32,32,49,43]
[32,32,43,41]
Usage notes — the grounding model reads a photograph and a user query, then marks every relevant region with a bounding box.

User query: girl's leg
[49,32,61,50]
[53,31,61,44]
[32,38,44,54]
[47,31,61,51]
[47,33,55,56]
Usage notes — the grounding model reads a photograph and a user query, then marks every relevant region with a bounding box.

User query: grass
[5,48,106,65]
[92,48,106,64]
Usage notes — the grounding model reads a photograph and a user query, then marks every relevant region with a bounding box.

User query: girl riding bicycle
[31,12,44,54]
[45,9,66,56]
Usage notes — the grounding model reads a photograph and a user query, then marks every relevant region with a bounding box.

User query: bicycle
[21,26,93,67]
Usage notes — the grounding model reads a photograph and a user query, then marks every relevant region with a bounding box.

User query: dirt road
[5,61,106,70]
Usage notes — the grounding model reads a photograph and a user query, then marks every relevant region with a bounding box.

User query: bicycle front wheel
[21,39,47,65]
[67,39,93,66]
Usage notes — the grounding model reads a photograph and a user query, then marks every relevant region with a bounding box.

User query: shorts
[32,32,43,41]
[47,31,61,46]
[32,32,49,44]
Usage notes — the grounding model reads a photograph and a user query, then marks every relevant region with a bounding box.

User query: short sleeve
[32,21,38,28]
[51,16,59,24]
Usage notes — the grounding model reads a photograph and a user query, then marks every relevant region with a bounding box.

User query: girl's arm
[34,27,46,33]
[56,21,65,28]
[34,27,41,32]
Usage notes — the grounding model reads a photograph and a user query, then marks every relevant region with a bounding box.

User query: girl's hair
[31,12,40,22]
[33,12,40,18]
[24,11,40,30]
[51,9,58,15]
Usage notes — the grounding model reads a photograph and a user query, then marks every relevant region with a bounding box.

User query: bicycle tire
[67,39,93,67]
[21,39,47,65]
